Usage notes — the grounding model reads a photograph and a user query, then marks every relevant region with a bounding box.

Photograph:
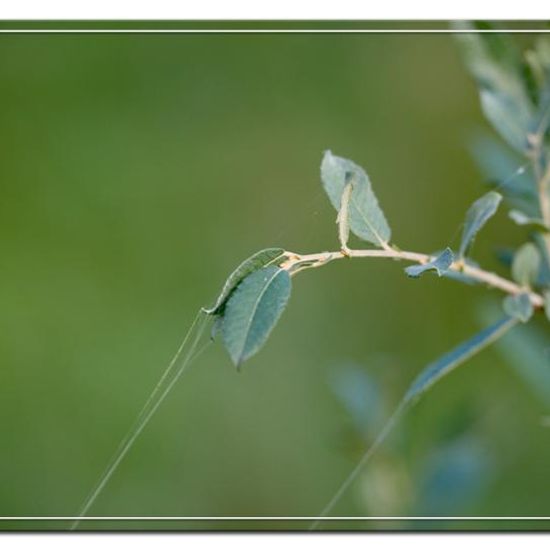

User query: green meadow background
[0,30,549,530]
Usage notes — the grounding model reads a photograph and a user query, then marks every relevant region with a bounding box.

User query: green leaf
[321,150,391,248]
[442,270,478,285]
[404,316,518,404]
[482,304,550,406]
[405,248,454,278]
[203,248,288,315]
[458,191,503,259]
[480,89,533,153]
[536,37,550,68]
[503,292,534,323]
[469,134,538,216]
[311,309,517,522]
[453,22,524,80]
[544,290,550,322]
[222,266,291,367]
[508,209,549,231]
[511,242,541,287]
[454,24,535,154]
[533,232,550,287]
[527,37,550,113]
[441,258,480,286]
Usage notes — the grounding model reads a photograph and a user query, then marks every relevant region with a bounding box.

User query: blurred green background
[0,30,549,530]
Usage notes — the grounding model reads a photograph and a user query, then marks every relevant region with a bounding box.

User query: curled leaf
[321,151,391,248]
[458,191,502,259]
[222,266,292,368]
[203,248,288,315]
[405,248,454,278]
[336,175,354,251]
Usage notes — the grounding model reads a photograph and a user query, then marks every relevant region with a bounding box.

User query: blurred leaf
[533,232,550,287]
[321,150,391,248]
[508,209,549,231]
[483,305,550,406]
[442,270,479,286]
[503,292,534,323]
[405,248,454,278]
[469,134,537,216]
[404,316,517,404]
[441,259,481,285]
[523,51,544,105]
[329,363,385,439]
[544,291,550,322]
[458,191,502,259]
[529,81,550,136]
[453,22,524,77]
[415,436,493,516]
[535,36,550,69]
[495,247,515,268]
[480,89,533,153]
[511,242,541,287]
[528,37,550,122]
[454,23,534,154]
[203,248,288,315]
[222,266,291,367]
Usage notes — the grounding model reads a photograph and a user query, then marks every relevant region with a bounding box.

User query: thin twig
[283,247,544,308]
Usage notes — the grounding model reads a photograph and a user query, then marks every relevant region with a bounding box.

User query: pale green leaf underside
[459,191,502,259]
[222,266,291,367]
[404,316,517,404]
[203,248,288,315]
[405,248,454,278]
[503,292,534,323]
[511,242,541,287]
[321,150,391,247]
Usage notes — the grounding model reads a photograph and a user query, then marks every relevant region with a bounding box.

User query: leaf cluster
[205,28,550,411]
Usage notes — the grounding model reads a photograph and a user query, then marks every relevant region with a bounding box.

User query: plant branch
[282,247,544,308]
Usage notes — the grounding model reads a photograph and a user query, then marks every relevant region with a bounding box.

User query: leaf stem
[283,247,544,308]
